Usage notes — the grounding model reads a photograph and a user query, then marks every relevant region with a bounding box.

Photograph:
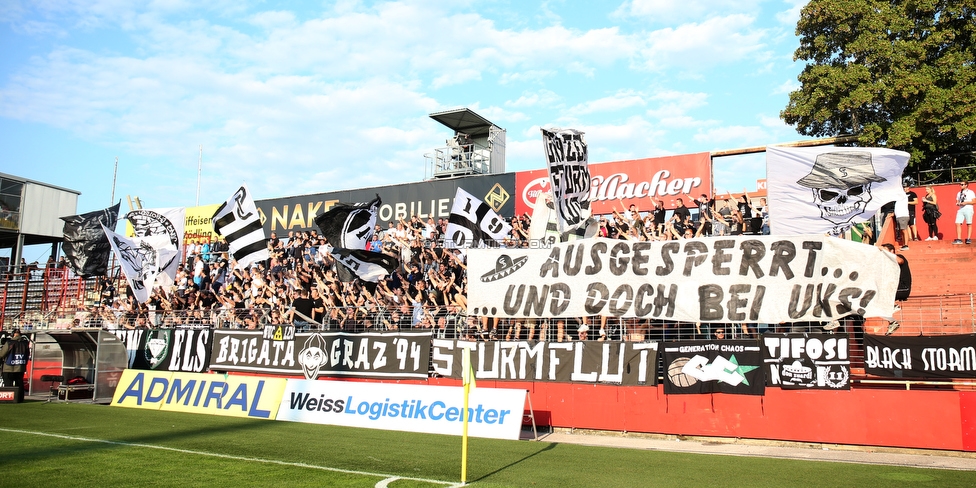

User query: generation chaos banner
[467,236,899,323]
[663,340,765,395]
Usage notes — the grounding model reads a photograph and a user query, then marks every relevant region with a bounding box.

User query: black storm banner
[430,339,659,386]
[113,328,213,373]
[663,340,764,395]
[863,334,976,379]
[762,333,850,389]
[209,328,432,380]
[256,173,516,234]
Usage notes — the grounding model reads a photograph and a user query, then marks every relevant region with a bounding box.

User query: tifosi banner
[276,380,526,440]
[516,153,711,216]
[209,327,432,380]
[762,333,850,389]
[663,340,765,395]
[467,236,899,323]
[430,339,659,386]
[863,334,976,379]
[113,328,213,373]
[112,370,286,419]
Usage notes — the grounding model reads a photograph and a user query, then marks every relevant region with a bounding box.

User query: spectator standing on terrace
[672,198,692,224]
[953,181,975,245]
[880,243,911,335]
[904,184,919,242]
[651,199,666,235]
[922,186,941,240]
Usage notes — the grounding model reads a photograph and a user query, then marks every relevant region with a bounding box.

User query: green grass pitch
[1,402,973,487]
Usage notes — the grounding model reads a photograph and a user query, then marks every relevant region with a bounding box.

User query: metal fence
[5,296,976,389]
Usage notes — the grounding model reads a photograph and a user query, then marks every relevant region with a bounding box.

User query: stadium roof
[428,108,499,137]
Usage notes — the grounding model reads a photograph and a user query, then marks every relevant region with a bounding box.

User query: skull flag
[766,146,909,236]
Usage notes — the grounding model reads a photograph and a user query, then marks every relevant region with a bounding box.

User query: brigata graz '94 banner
[209,326,432,380]
[762,333,850,389]
[430,339,659,386]
[663,340,764,395]
[863,334,976,379]
[467,236,899,323]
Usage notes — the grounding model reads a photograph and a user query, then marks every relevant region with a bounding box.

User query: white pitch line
[0,428,463,488]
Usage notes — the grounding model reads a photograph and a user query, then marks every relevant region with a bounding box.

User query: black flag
[61,202,120,277]
[313,194,380,249]
[331,248,399,283]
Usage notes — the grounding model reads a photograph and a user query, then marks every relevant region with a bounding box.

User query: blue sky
[1,0,810,225]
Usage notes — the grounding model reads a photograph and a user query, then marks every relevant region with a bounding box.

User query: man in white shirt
[953,181,976,245]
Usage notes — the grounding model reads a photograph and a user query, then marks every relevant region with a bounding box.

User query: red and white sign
[515,153,711,216]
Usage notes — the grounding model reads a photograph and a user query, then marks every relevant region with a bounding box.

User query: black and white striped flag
[212,184,269,270]
[445,187,512,248]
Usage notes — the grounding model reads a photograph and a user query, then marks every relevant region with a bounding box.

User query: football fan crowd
[70,194,778,342]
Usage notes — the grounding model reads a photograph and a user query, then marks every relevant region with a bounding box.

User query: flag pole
[461,347,474,484]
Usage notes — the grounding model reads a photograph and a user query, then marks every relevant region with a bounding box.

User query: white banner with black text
[467,236,899,323]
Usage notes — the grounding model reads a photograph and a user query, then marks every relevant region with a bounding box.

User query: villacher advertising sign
[276,380,527,440]
[863,334,976,379]
[762,333,850,389]
[209,327,432,380]
[430,339,659,386]
[466,236,900,324]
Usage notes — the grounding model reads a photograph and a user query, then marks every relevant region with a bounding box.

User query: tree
[782,0,976,182]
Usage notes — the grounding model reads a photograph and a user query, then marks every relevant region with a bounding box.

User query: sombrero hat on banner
[480,254,528,282]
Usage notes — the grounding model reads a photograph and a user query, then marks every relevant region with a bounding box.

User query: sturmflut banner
[430,339,659,386]
[663,340,765,395]
[863,334,976,379]
[467,236,899,323]
[762,333,850,389]
[113,328,213,373]
[276,380,527,440]
[209,327,432,380]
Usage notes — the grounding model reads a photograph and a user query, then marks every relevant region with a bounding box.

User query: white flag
[212,184,269,270]
[103,225,173,303]
[542,128,591,233]
[767,146,910,236]
[445,187,512,248]
[126,207,185,287]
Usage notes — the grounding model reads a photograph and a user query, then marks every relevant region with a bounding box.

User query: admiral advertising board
[255,173,516,234]
[515,152,711,216]
[276,380,527,440]
[111,369,286,419]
